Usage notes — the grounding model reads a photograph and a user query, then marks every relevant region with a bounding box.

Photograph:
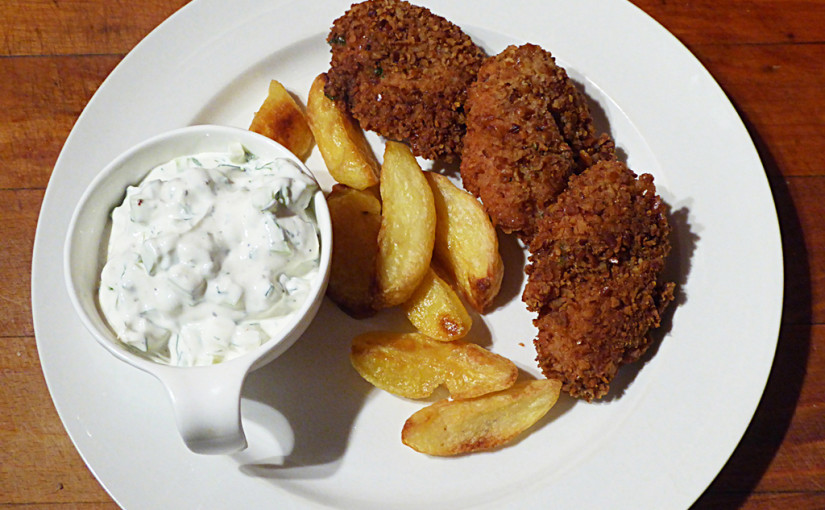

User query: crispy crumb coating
[460,44,615,240]
[523,161,675,401]
[325,0,485,161]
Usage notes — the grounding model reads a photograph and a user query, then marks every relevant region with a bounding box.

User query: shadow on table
[690,109,812,509]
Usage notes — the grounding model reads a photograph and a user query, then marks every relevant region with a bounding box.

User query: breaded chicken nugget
[325,0,485,161]
[523,161,675,401]
[460,44,615,240]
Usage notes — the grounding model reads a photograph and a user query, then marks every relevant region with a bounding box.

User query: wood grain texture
[0,0,190,56]
[632,0,825,45]
[1,337,115,507]
[696,44,825,179]
[1,0,823,508]
[0,57,121,189]
[0,190,42,336]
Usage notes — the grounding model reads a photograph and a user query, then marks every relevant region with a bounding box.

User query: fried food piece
[326,185,382,318]
[249,79,314,161]
[523,161,675,401]
[351,331,517,399]
[325,0,485,161]
[306,73,380,189]
[461,44,615,239]
[375,141,436,308]
[425,172,503,312]
[401,379,562,456]
[402,266,472,342]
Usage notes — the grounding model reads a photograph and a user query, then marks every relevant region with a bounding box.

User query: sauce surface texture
[98,144,321,366]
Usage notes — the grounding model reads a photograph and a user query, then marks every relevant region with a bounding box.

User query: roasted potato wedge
[326,185,382,318]
[350,331,517,399]
[402,267,471,341]
[402,379,562,456]
[375,142,436,308]
[249,79,314,161]
[306,73,380,189]
[425,172,503,312]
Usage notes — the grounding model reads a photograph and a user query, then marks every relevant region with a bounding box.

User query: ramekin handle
[159,364,248,454]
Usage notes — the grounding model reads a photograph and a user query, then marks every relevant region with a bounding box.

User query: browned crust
[523,160,675,400]
[325,0,485,161]
[460,43,615,240]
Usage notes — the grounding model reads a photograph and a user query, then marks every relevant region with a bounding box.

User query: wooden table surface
[2,1,823,508]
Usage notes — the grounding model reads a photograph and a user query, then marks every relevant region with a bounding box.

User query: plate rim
[32,0,784,508]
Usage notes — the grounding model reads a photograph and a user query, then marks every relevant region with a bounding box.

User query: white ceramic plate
[32,1,783,508]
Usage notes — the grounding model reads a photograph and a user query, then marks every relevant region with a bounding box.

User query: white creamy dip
[98,143,320,366]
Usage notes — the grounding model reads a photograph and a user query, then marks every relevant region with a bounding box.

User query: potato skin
[401,379,562,456]
[350,331,517,400]
[374,141,436,308]
[306,73,380,189]
[249,80,314,161]
[326,185,382,318]
[402,266,472,341]
[425,172,503,312]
